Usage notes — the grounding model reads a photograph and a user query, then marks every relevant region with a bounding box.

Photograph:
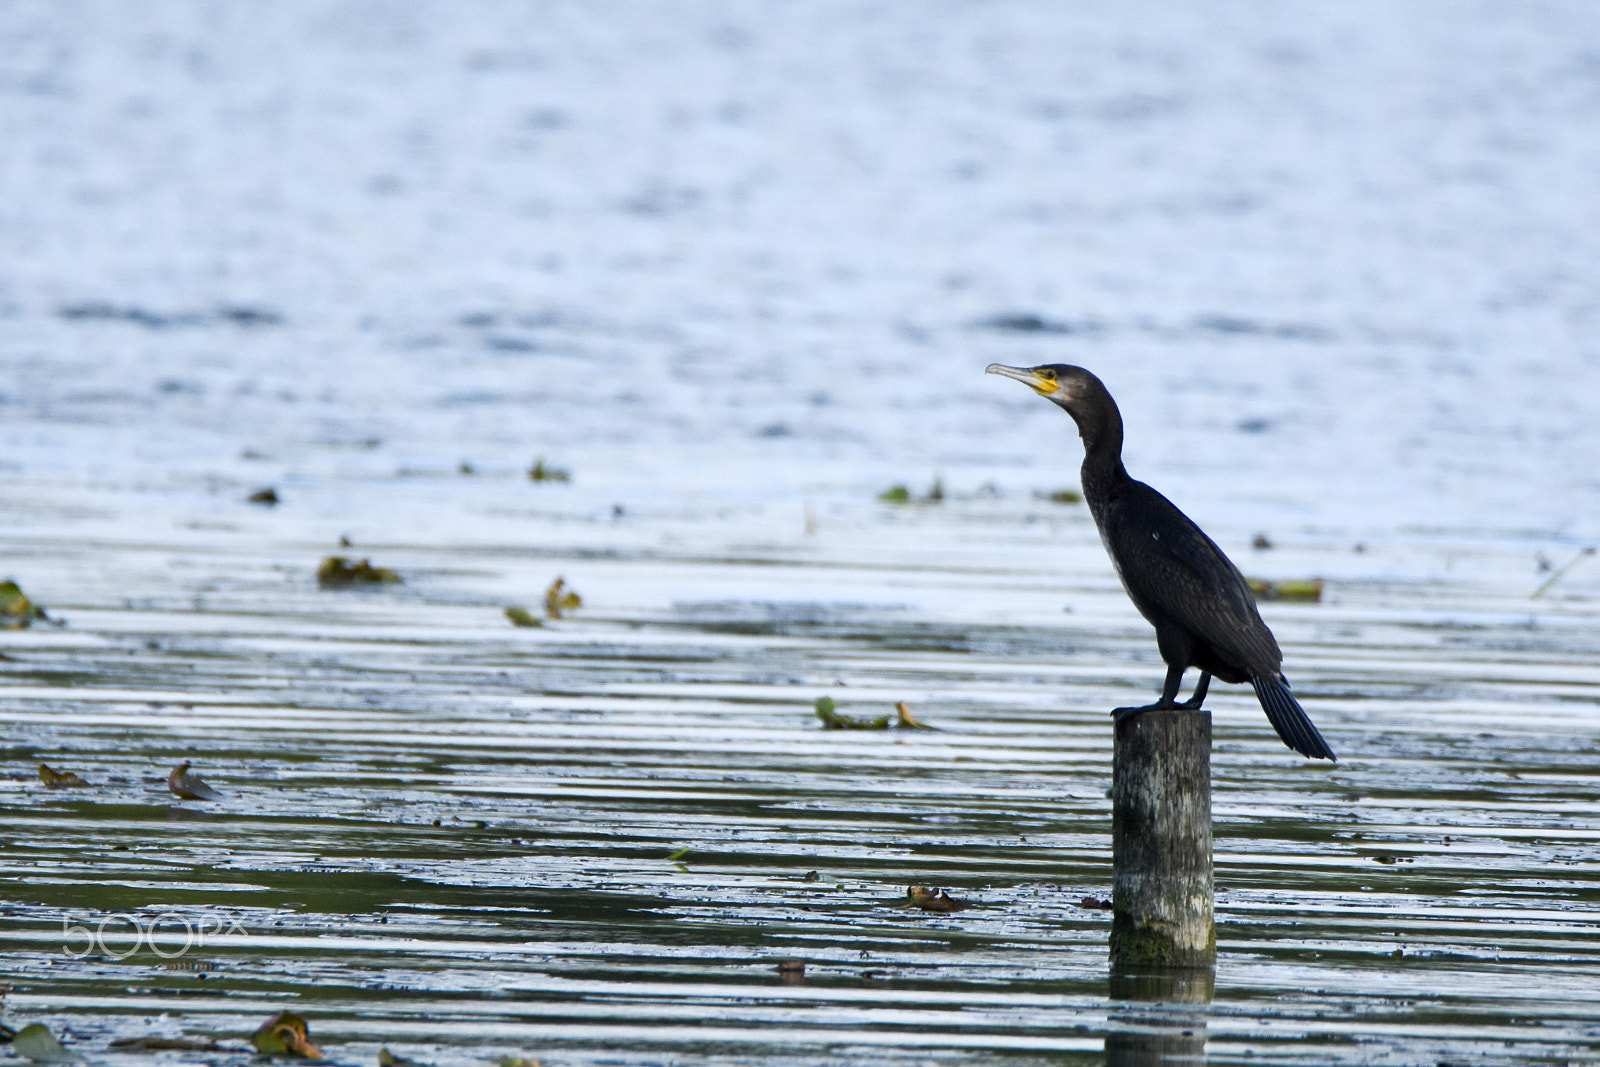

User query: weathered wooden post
[1109,707,1215,971]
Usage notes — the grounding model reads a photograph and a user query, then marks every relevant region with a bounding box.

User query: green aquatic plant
[0,579,47,628]
[815,695,889,730]
[1245,577,1324,602]
[317,557,402,588]
[38,764,90,789]
[878,477,944,505]
[505,606,543,627]
[544,577,582,619]
[877,483,911,504]
[528,457,570,483]
[250,1011,322,1059]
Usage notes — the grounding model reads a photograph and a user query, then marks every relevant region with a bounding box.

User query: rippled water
[3,2,1600,1064]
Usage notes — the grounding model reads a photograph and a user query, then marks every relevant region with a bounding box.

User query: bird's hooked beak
[985,363,1060,396]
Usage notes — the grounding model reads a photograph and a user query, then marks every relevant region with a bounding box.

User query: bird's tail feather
[1250,674,1336,761]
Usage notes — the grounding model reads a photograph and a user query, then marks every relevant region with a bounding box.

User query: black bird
[987,363,1336,761]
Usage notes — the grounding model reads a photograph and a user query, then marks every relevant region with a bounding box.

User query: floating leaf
[168,761,223,801]
[378,1048,426,1067]
[528,457,569,483]
[12,1024,83,1063]
[250,1012,322,1059]
[897,886,969,913]
[543,577,581,619]
[317,557,402,588]
[1246,577,1323,602]
[1,580,47,629]
[248,487,280,505]
[894,702,935,730]
[38,764,90,789]
[504,606,543,628]
[1034,488,1081,504]
[814,696,888,730]
[667,846,691,861]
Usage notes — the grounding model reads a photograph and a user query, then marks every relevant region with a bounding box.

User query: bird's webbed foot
[1110,701,1177,723]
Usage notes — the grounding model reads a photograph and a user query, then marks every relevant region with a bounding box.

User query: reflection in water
[1106,968,1214,1066]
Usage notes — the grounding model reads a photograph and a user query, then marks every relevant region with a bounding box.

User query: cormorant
[987,363,1336,761]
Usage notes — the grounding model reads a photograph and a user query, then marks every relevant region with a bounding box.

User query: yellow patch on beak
[1030,373,1061,395]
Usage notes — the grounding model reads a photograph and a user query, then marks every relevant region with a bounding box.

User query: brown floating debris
[543,577,581,619]
[378,1048,426,1067]
[248,487,280,505]
[775,958,806,984]
[814,696,887,730]
[504,606,543,628]
[38,764,90,789]
[897,885,969,913]
[1034,488,1082,504]
[1,580,48,629]
[894,701,935,729]
[11,1024,83,1063]
[1252,532,1274,550]
[110,1037,228,1051]
[250,1012,322,1059]
[1078,895,1113,911]
[1246,577,1324,602]
[317,556,402,588]
[168,761,224,801]
[497,1058,541,1067]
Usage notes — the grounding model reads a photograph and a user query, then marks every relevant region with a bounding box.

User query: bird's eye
[1042,370,1056,380]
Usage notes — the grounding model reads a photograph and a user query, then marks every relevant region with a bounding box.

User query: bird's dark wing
[1102,479,1281,672]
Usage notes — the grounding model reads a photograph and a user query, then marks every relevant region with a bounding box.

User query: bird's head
[985,363,1099,409]
[985,362,1123,455]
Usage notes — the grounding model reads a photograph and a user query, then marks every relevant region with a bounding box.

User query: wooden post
[1109,708,1215,971]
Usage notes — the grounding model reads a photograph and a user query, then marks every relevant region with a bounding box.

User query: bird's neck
[1073,401,1127,492]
